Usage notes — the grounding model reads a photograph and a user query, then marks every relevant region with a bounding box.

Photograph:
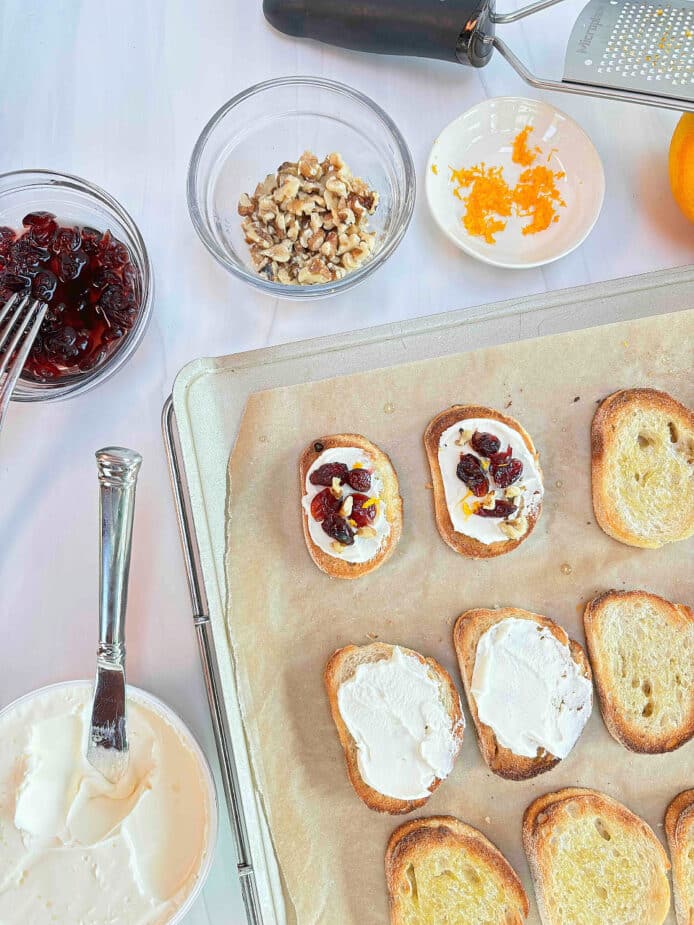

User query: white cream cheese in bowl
[438,417,543,544]
[0,681,217,925]
[302,446,390,563]
[471,617,592,759]
[336,646,463,800]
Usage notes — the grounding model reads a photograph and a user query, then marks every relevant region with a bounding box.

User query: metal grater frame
[490,0,694,110]
[564,0,694,102]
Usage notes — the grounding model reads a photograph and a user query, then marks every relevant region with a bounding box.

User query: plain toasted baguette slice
[299,433,403,579]
[523,787,671,925]
[386,815,529,924]
[665,790,694,925]
[324,643,464,815]
[454,607,592,780]
[591,388,694,548]
[584,590,694,753]
[424,405,543,558]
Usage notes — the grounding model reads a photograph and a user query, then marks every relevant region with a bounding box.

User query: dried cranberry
[310,488,340,522]
[28,218,57,247]
[321,512,355,545]
[80,226,103,255]
[0,227,16,253]
[43,327,80,361]
[0,271,31,292]
[101,238,129,269]
[11,238,48,270]
[471,431,501,457]
[32,270,58,301]
[489,447,523,488]
[309,462,348,486]
[57,249,87,282]
[99,284,126,313]
[121,263,138,291]
[345,468,371,492]
[52,226,82,253]
[475,499,517,518]
[107,308,136,330]
[350,493,377,528]
[42,303,66,331]
[23,211,56,228]
[456,453,489,497]
[91,266,121,291]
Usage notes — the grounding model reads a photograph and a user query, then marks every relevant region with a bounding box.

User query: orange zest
[514,165,566,235]
[450,164,512,245]
[449,125,566,244]
[512,125,540,167]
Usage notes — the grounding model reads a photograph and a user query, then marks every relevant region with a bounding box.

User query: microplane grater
[264,0,694,112]
[564,0,694,103]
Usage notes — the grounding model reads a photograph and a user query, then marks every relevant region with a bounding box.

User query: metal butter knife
[87,447,142,783]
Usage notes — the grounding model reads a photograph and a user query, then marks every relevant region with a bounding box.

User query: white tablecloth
[0,2,691,922]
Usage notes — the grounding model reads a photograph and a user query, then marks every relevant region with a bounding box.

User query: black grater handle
[263,0,492,66]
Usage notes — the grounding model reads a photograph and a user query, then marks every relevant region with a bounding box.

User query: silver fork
[0,293,48,431]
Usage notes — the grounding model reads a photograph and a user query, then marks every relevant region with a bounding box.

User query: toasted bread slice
[591,388,694,548]
[324,643,464,815]
[386,815,529,924]
[523,787,671,925]
[454,608,592,780]
[299,433,403,579]
[665,790,694,925]
[584,590,694,753]
[424,405,543,559]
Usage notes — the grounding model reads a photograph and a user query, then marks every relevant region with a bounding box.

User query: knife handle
[263,0,492,65]
[96,447,142,668]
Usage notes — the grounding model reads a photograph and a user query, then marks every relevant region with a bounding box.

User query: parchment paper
[225,310,693,925]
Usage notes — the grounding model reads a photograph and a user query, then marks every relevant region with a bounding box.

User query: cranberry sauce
[0,212,141,382]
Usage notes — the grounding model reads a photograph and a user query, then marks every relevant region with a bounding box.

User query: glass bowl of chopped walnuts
[187,76,415,300]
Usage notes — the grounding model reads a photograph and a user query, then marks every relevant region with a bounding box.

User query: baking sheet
[224,309,693,925]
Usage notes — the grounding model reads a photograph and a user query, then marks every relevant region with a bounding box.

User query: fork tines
[0,293,47,428]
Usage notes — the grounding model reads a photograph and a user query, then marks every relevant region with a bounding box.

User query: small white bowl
[0,680,218,925]
[426,97,605,269]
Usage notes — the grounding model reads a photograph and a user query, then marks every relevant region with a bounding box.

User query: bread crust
[584,589,694,753]
[424,405,543,559]
[453,608,592,780]
[299,433,403,579]
[324,643,464,814]
[665,790,694,925]
[386,815,529,924]
[523,787,671,925]
[591,387,694,548]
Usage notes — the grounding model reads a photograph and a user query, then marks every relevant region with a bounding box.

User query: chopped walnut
[500,515,528,540]
[238,150,379,285]
[454,428,474,447]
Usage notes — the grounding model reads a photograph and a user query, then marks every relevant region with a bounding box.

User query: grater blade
[563,0,694,103]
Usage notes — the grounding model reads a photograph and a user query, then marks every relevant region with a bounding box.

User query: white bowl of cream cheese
[0,680,218,925]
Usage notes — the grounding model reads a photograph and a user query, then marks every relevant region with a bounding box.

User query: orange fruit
[669,113,694,224]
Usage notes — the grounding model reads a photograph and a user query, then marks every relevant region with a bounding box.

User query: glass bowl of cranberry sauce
[0,170,152,401]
